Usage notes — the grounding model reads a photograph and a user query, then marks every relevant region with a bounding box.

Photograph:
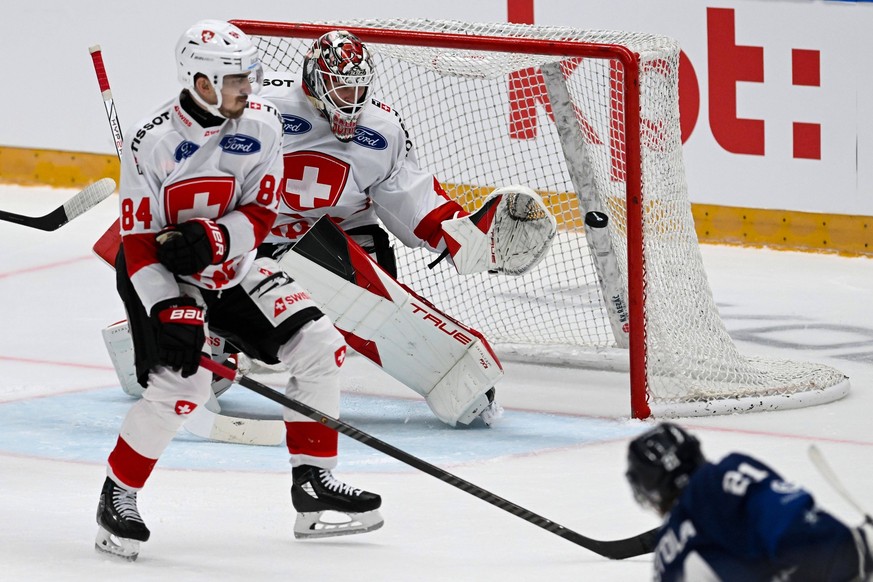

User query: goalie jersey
[118,90,284,312]
[260,71,465,252]
[654,453,863,582]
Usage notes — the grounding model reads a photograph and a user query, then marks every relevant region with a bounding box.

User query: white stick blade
[62,177,115,221]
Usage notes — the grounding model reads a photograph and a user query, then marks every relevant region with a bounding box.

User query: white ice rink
[1,184,872,581]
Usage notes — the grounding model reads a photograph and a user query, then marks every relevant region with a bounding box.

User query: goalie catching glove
[156,218,229,275]
[440,185,557,276]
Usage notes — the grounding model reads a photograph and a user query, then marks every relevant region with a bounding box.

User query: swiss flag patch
[274,297,287,317]
[175,400,197,415]
[280,151,349,210]
[334,346,347,367]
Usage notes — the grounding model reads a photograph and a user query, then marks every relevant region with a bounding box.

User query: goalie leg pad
[280,216,505,427]
[102,321,144,398]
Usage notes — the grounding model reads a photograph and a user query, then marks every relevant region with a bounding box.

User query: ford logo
[220,134,261,155]
[173,140,200,162]
[352,126,388,150]
[281,114,312,135]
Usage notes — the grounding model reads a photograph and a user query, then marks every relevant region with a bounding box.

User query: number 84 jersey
[118,90,284,313]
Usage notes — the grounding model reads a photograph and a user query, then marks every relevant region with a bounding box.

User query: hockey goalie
[100,29,557,436]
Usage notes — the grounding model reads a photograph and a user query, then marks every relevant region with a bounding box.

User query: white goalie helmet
[175,20,264,117]
[302,30,375,142]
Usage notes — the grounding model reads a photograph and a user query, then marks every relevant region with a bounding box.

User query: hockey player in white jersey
[95,20,382,561]
[258,30,557,427]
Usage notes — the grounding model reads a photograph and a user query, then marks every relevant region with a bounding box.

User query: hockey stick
[808,445,873,526]
[89,43,124,268]
[89,45,124,160]
[0,177,116,231]
[88,44,283,446]
[0,45,119,231]
[200,355,658,559]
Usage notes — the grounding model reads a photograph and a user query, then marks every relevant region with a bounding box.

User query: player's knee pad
[142,364,214,412]
[276,317,345,420]
[276,316,346,382]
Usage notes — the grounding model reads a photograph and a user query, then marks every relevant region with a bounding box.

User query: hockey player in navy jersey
[95,20,382,561]
[626,423,873,581]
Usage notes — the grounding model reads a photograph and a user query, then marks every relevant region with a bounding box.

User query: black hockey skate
[291,465,383,539]
[95,477,150,561]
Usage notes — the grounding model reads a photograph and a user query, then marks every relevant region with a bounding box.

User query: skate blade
[95,526,141,561]
[294,509,384,539]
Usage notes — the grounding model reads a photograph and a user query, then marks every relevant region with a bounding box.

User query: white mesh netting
[243,19,849,416]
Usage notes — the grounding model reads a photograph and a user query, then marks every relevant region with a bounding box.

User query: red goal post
[232,19,849,419]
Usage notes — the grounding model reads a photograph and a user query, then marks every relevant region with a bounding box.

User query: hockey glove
[150,297,206,377]
[439,185,557,275]
[156,218,229,276]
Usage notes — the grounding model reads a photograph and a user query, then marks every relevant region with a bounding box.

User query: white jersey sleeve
[366,135,465,252]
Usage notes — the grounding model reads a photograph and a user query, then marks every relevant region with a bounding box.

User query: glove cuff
[151,297,204,325]
[192,218,229,264]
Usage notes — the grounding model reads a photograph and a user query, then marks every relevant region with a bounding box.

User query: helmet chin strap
[190,82,228,119]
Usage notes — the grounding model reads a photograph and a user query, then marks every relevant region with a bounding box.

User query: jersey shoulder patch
[244,94,284,136]
[361,98,413,152]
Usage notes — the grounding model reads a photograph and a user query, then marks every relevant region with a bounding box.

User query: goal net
[235,18,849,418]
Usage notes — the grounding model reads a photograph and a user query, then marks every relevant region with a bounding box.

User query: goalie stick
[0,177,115,231]
[200,355,659,559]
[808,444,873,526]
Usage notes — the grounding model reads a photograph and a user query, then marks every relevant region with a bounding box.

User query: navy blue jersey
[653,453,861,581]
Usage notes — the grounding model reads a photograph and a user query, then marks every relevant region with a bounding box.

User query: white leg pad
[279,217,504,427]
[102,321,143,397]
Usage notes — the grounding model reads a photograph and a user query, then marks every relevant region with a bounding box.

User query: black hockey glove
[150,297,206,377]
[156,218,229,276]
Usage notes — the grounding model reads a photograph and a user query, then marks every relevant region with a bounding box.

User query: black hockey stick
[0,177,115,231]
[200,356,658,559]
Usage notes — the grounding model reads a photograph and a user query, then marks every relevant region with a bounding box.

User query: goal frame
[231,19,649,418]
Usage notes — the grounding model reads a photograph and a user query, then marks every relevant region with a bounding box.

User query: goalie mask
[626,423,706,515]
[302,30,374,142]
[175,20,264,119]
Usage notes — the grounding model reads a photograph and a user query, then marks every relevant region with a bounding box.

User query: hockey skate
[290,465,383,539]
[95,477,150,561]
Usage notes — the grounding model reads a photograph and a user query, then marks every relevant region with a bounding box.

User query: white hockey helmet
[175,20,263,117]
[302,30,374,142]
